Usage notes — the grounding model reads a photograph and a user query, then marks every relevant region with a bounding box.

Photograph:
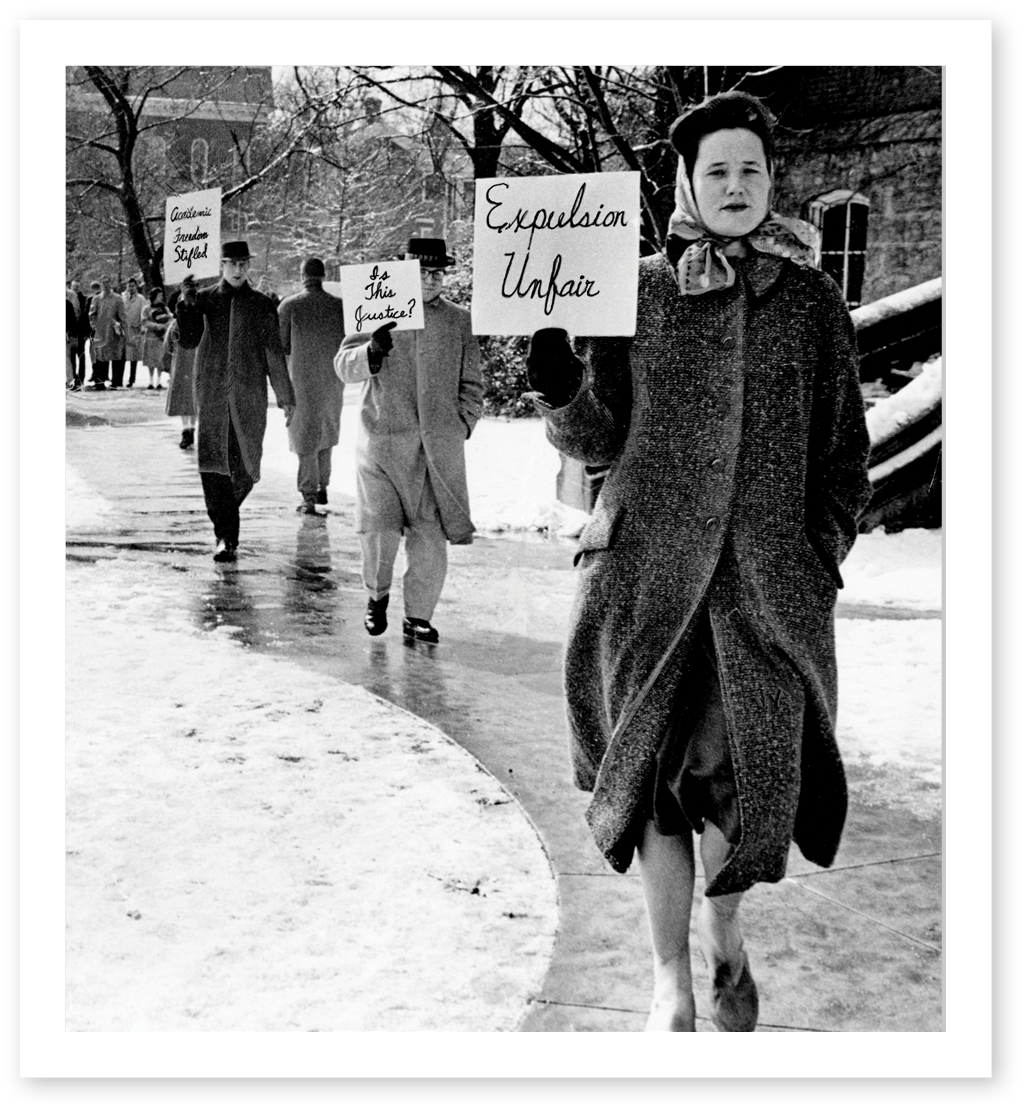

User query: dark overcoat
[177,280,295,481]
[334,296,483,544]
[277,282,348,457]
[536,252,872,896]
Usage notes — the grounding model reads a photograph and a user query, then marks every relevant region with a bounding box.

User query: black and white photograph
[20,10,998,1088]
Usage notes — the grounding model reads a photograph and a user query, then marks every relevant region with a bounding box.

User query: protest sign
[334,260,425,335]
[163,187,221,285]
[471,171,640,337]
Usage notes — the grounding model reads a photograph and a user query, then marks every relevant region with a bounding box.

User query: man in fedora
[334,237,482,643]
[278,257,348,515]
[176,241,296,562]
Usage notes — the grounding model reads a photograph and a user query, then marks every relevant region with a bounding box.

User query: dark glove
[368,321,397,355]
[526,328,584,407]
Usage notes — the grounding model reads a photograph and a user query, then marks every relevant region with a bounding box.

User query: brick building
[736,66,941,306]
[66,67,274,284]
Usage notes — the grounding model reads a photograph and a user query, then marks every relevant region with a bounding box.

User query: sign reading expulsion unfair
[333,260,425,334]
[163,187,222,286]
[471,171,640,337]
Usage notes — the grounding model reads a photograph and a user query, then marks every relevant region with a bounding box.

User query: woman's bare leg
[697,821,758,1030]
[636,820,697,1031]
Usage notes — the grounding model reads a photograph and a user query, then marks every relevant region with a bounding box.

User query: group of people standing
[65,274,176,393]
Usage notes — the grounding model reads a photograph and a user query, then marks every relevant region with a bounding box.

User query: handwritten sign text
[334,259,425,334]
[163,187,222,285]
[471,172,640,336]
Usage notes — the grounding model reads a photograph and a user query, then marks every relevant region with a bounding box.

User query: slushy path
[65,388,941,1032]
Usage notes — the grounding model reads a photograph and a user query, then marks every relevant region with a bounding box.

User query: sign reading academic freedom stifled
[163,187,222,285]
[471,171,640,337]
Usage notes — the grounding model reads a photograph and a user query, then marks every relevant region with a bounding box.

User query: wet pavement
[65,391,942,1032]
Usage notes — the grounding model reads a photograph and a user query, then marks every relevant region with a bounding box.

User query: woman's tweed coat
[277,282,348,457]
[162,320,196,418]
[537,252,872,896]
[334,296,483,544]
[177,280,295,482]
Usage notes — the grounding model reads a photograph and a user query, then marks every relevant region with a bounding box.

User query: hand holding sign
[367,322,398,374]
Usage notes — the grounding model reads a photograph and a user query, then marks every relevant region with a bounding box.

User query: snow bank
[65,558,557,1032]
[842,527,942,610]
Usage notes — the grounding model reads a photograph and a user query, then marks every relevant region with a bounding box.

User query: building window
[190,138,209,186]
[804,189,870,307]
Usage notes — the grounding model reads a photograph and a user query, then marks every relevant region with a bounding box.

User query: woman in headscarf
[525,92,872,1032]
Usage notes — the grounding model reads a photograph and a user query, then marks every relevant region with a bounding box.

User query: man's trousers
[360,520,448,622]
[297,447,333,500]
[199,422,254,547]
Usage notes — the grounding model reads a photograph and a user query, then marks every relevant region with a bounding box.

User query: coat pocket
[573,502,623,567]
[805,526,845,590]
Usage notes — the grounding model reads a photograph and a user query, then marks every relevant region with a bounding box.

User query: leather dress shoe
[316,486,328,505]
[296,499,319,515]
[213,539,237,563]
[364,595,389,636]
[402,618,439,644]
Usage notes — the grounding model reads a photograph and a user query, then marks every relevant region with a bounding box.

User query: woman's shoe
[704,949,758,1032]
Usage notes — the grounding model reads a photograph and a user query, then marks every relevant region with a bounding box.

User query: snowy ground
[65,556,558,1032]
[65,397,941,1031]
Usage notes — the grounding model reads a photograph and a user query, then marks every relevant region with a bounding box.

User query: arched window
[804,190,870,308]
[190,138,209,186]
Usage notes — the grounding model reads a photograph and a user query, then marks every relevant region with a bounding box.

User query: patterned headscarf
[667,157,820,296]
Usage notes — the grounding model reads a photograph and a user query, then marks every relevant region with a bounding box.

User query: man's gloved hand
[526,327,583,407]
[367,322,397,372]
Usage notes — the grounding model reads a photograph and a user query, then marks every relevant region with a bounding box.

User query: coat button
[704,516,719,531]
[720,334,736,348]
[709,457,724,472]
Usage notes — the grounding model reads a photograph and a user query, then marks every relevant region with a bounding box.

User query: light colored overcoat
[177,280,295,481]
[334,296,483,544]
[536,252,872,896]
[122,291,146,361]
[88,292,127,361]
[278,282,348,456]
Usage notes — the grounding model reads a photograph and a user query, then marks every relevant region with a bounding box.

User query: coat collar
[742,252,786,300]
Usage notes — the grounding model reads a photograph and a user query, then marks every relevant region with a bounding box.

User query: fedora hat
[404,238,455,268]
[221,240,252,261]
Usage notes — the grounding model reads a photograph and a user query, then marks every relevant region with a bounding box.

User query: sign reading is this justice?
[470,171,641,337]
[330,260,425,335]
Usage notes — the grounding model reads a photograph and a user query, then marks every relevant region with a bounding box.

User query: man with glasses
[335,237,483,643]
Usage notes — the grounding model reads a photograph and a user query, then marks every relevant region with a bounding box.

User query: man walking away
[176,241,296,563]
[278,257,348,515]
[334,237,483,643]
